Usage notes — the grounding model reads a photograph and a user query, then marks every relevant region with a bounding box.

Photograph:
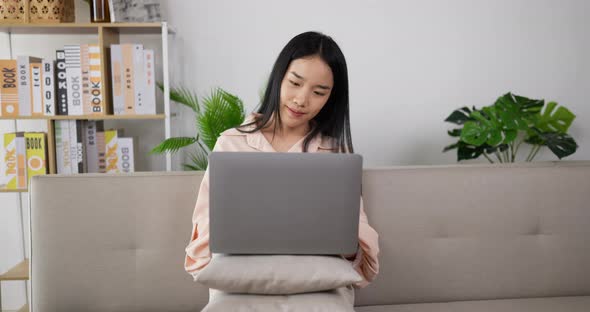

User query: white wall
[163,0,589,167]
[1,0,589,309]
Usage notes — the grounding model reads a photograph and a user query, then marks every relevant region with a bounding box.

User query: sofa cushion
[203,286,355,311]
[355,296,590,312]
[196,254,362,294]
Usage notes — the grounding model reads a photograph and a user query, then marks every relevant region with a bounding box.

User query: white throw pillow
[202,286,355,312]
[195,254,362,295]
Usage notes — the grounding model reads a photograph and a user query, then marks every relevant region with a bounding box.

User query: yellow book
[25,132,47,185]
[16,132,27,189]
[4,133,17,189]
[105,129,120,173]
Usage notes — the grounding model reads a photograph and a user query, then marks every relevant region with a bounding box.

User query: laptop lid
[208,152,362,255]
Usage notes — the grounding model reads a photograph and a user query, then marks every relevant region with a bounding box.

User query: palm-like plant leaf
[183,145,209,170]
[157,82,200,114]
[150,136,198,154]
[198,88,246,151]
[152,84,246,170]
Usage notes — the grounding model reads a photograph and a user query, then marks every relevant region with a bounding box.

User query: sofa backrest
[30,162,590,310]
[30,172,209,312]
[354,161,590,306]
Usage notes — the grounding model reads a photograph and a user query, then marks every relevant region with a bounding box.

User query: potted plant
[150,85,245,170]
[443,92,578,163]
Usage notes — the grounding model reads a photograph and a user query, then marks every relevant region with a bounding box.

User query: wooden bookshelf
[1,22,173,309]
[0,259,29,281]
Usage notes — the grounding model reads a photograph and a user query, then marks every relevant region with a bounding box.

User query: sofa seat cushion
[355,296,590,312]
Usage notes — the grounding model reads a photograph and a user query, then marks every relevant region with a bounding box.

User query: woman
[184,31,379,288]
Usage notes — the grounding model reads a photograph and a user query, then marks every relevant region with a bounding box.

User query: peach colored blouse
[184,115,380,288]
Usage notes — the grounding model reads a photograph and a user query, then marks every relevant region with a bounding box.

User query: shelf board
[0,188,28,193]
[0,22,171,35]
[0,259,29,281]
[1,304,29,312]
[0,305,27,312]
[0,114,165,121]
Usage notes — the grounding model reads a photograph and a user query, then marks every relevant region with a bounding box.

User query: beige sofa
[29,161,590,311]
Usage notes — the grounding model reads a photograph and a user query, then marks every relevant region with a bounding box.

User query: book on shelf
[56,50,69,115]
[0,42,158,118]
[111,43,156,115]
[0,59,19,117]
[2,131,47,189]
[54,120,135,174]
[43,59,56,116]
[17,56,42,117]
[25,132,48,185]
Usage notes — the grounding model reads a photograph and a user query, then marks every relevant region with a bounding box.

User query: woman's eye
[314,91,326,96]
[289,80,301,87]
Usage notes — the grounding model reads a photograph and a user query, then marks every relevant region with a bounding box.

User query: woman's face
[279,55,334,132]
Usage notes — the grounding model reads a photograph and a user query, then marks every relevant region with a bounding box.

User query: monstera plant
[150,84,245,170]
[443,92,578,163]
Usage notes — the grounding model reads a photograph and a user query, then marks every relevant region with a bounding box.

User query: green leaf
[198,88,246,150]
[157,82,200,114]
[184,146,209,171]
[494,93,529,130]
[535,101,576,133]
[457,141,485,161]
[447,128,462,137]
[443,142,459,152]
[514,95,544,115]
[150,137,198,154]
[461,121,489,146]
[524,134,545,145]
[444,107,472,125]
[538,132,578,159]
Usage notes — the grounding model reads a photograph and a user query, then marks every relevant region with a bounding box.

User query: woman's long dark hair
[238,31,353,153]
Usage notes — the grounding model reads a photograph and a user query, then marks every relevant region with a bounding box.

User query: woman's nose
[294,91,310,107]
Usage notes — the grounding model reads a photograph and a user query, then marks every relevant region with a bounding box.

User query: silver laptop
[208,152,362,255]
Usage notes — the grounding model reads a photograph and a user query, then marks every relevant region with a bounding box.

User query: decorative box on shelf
[0,0,75,24]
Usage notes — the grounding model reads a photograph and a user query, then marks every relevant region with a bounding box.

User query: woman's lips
[287,106,305,118]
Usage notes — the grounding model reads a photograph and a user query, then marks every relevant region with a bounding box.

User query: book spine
[105,129,119,173]
[143,49,156,115]
[30,62,43,117]
[59,120,72,174]
[4,133,17,189]
[81,44,91,115]
[55,120,65,174]
[25,132,47,185]
[17,56,32,116]
[110,44,124,115]
[122,44,136,115]
[76,120,86,173]
[96,123,106,173]
[84,121,95,173]
[16,132,27,189]
[65,45,83,115]
[68,120,78,173]
[133,45,146,114]
[117,137,134,173]
[55,50,68,115]
[42,59,55,116]
[89,44,103,114]
[0,59,19,117]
